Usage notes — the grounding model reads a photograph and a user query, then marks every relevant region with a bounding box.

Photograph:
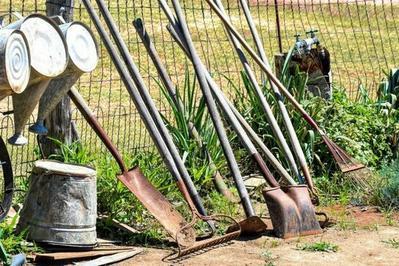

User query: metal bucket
[17,160,97,248]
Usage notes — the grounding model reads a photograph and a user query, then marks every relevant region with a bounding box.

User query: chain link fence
[0,0,398,178]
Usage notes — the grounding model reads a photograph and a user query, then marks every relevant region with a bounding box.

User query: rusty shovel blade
[263,186,321,238]
[283,185,322,236]
[117,167,196,247]
[226,216,267,236]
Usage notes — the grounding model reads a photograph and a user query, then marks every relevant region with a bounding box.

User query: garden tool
[237,0,313,191]
[30,20,98,135]
[212,0,303,184]
[132,18,235,202]
[4,13,68,145]
[67,87,196,249]
[0,28,30,101]
[167,24,294,185]
[93,0,208,218]
[205,0,365,180]
[159,0,267,236]
[163,8,320,239]
[82,0,240,257]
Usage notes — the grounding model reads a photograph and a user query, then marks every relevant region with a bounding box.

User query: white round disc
[5,31,30,94]
[66,23,98,73]
[21,16,68,77]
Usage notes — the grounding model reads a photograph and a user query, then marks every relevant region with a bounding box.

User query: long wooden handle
[68,87,127,172]
[205,0,321,133]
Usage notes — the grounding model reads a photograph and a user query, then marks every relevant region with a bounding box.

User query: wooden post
[274,53,286,80]
[40,0,78,156]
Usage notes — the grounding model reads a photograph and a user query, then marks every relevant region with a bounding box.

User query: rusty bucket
[6,14,68,145]
[30,21,98,135]
[0,28,31,102]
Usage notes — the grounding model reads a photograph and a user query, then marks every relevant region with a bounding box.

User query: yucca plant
[377,68,399,110]
[230,48,323,174]
[157,69,225,192]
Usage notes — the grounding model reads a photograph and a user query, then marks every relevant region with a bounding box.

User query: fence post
[274,0,283,54]
[40,0,78,156]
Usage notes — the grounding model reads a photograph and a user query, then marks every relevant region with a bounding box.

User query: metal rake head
[171,214,241,260]
[322,135,365,173]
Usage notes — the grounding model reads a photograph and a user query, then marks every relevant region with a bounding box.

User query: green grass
[296,241,339,253]
[382,238,399,249]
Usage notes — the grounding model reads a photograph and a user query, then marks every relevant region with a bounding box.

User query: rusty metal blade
[226,216,267,236]
[263,186,321,239]
[283,185,322,237]
[117,168,196,247]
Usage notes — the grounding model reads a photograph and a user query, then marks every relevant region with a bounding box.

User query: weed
[382,238,399,249]
[0,214,41,255]
[336,218,357,231]
[261,250,277,265]
[296,241,339,252]
[367,223,380,231]
[47,138,95,165]
[383,210,397,226]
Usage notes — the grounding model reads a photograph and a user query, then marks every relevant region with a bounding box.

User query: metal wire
[0,0,398,180]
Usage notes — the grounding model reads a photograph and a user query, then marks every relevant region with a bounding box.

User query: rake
[205,0,366,182]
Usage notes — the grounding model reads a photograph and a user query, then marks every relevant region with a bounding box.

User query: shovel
[82,0,240,257]
[165,0,321,238]
[68,87,196,248]
[159,0,267,236]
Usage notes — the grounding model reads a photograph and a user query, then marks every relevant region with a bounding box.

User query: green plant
[47,138,95,165]
[382,238,399,249]
[296,241,339,252]
[157,69,225,190]
[368,159,399,210]
[230,52,399,179]
[261,250,276,265]
[0,214,41,255]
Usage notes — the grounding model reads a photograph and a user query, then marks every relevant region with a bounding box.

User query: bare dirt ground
[121,206,399,266]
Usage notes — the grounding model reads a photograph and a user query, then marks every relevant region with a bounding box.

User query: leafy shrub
[230,57,399,177]
[370,159,399,210]
[157,70,225,190]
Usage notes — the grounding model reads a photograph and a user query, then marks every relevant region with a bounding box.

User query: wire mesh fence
[0,0,398,179]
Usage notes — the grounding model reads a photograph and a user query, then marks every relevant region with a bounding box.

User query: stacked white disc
[0,29,30,101]
[64,22,98,72]
[19,15,68,77]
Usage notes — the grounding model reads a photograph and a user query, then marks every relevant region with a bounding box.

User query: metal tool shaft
[81,0,203,213]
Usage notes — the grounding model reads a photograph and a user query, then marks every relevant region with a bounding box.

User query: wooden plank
[34,247,136,261]
[74,249,143,266]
